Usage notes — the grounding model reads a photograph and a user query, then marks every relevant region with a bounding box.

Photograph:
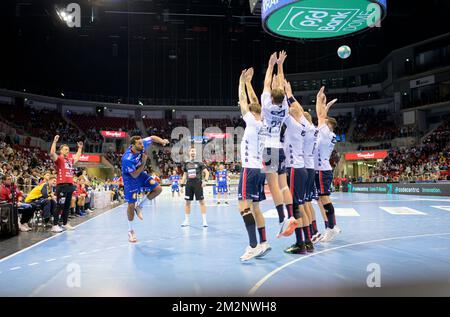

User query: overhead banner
[68,154,101,163]
[100,131,128,138]
[348,183,450,196]
[344,151,388,160]
[262,0,388,40]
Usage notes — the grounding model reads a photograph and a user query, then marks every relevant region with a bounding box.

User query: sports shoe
[256,242,272,258]
[217,201,221,205]
[305,241,314,253]
[86,209,94,213]
[202,220,208,227]
[276,217,298,238]
[62,224,75,231]
[321,226,341,242]
[311,232,322,244]
[128,230,137,243]
[284,243,306,254]
[134,205,144,220]
[181,219,190,227]
[51,225,63,233]
[240,245,261,261]
[224,201,229,205]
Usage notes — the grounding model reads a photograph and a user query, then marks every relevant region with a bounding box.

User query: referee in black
[180,146,210,227]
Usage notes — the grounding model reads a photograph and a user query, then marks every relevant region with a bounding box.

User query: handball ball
[154,176,161,183]
[337,45,351,59]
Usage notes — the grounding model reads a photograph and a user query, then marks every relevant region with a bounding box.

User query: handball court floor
[1,191,450,297]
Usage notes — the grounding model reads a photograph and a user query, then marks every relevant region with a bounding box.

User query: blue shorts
[217,184,228,193]
[124,172,159,203]
[287,167,307,205]
[263,147,286,174]
[305,168,316,202]
[315,170,333,196]
[171,185,180,192]
[238,168,266,202]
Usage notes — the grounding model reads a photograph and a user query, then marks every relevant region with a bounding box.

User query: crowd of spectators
[352,108,416,143]
[370,119,450,182]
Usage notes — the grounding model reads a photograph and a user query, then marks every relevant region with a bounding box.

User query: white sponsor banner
[410,75,435,89]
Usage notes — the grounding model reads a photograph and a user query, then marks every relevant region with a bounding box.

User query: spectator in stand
[0,175,35,232]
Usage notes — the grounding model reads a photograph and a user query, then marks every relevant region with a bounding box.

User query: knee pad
[241,208,255,226]
[323,203,334,214]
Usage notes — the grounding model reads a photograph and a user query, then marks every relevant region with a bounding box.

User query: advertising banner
[348,182,450,196]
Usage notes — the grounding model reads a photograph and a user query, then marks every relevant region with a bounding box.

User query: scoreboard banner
[262,0,388,40]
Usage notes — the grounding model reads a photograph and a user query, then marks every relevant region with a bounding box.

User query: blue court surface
[1,192,450,297]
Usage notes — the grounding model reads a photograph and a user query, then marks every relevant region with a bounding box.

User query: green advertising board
[262,0,387,40]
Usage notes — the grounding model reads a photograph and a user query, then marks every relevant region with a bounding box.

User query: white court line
[380,207,426,215]
[431,206,450,212]
[248,232,450,296]
[335,208,360,217]
[9,266,21,271]
[28,262,39,266]
[45,258,56,262]
[0,204,125,264]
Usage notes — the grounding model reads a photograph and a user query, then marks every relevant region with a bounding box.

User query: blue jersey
[121,137,153,183]
[170,175,180,187]
[216,170,228,186]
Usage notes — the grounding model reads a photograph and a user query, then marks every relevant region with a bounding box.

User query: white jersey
[241,112,265,169]
[261,91,289,149]
[314,124,337,171]
[302,117,318,169]
[284,115,306,168]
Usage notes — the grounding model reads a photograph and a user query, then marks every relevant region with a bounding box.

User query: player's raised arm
[244,68,258,104]
[239,69,250,116]
[50,135,60,161]
[275,50,287,89]
[284,80,304,116]
[316,86,337,127]
[150,135,170,146]
[73,141,83,164]
[263,52,278,93]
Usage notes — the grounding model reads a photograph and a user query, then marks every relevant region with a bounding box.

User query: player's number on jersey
[268,120,282,134]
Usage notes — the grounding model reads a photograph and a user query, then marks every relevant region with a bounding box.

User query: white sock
[202,214,207,223]
[184,214,190,222]
[128,221,134,231]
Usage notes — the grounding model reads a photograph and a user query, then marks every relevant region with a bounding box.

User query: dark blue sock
[295,228,304,245]
[242,210,257,248]
[276,204,285,223]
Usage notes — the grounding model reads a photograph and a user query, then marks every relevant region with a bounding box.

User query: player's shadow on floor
[134,244,178,258]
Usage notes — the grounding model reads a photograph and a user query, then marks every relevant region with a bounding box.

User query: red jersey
[0,184,23,203]
[55,155,75,184]
[75,184,87,197]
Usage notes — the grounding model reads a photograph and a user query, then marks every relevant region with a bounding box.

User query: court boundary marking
[0,203,125,263]
[248,232,450,296]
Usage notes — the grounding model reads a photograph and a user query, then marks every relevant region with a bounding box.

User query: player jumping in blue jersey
[169,170,181,198]
[215,164,230,205]
[122,135,169,242]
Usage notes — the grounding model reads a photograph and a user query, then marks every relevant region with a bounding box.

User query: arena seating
[371,119,450,181]
[0,105,81,143]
